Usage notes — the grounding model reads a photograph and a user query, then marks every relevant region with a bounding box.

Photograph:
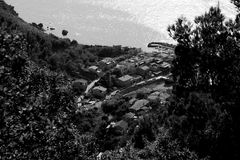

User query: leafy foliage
[167,5,240,160]
[3,1,240,160]
[101,129,201,160]
[0,30,99,159]
[231,0,240,11]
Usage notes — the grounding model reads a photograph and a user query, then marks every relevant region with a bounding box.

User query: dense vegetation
[100,2,240,160]
[166,4,240,160]
[1,0,240,159]
[0,30,96,159]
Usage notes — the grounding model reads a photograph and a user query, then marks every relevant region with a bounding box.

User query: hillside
[0,1,182,159]
[2,1,240,160]
[0,0,141,80]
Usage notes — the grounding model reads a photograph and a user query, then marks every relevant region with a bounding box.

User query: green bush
[0,30,99,159]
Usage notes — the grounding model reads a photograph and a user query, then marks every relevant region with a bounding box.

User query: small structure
[129,97,137,105]
[110,90,119,96]
[116,75,134,87]
[72,79,88,92]
[130,99,149,112]
[97,152,103,160]
[132,75,143,83]
[89,65,99,72]
[161,53,169,59]
[137,65,150,77]
[114,64,127,75]
[129,59,135,63]
[89,66,103,77]
[144,57,154,64]
[160,62,171,75]
[98,57,116,70]
[92,86,107,98]
[159,92,171,103]
[113,120,128,131]
[161,62,171,69]
[150,62,160,72]
[138,61,145,65]
[151,91,161,96]
[153,70,162,76]
[156,59,163,64]
[165,76,174,85]
[97,70,104,77]
[123,112,136,120]
[126,63,137,74]
[147,95,159,102]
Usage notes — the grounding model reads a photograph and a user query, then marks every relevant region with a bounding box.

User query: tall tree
[167,4,240,160]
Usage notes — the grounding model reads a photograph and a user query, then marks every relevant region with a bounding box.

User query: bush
[0,31,99,159]
[62,29,68,36]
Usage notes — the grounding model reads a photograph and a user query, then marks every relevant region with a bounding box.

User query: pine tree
[167,4,240,160]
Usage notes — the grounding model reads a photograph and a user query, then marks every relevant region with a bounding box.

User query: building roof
[150,91,161,96]
[157,59,163,62]
[130,99,149,111]
[101,57,115,64]
[124,112,135,119]
[150,62,158,66]
[133,75,142,79]
[89,65,98,70]
[161,62,171,68]
[113,120,128,130]
[118,75,133,82]
[93,86,107,92]
[110,90,119,96]
[161,53,169,58]
[154,71,162,75]
[116,64,125,69]
[73,79,88,84]
[129,98,137,105]
[148,95,159,101]
[140,66,150,71]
